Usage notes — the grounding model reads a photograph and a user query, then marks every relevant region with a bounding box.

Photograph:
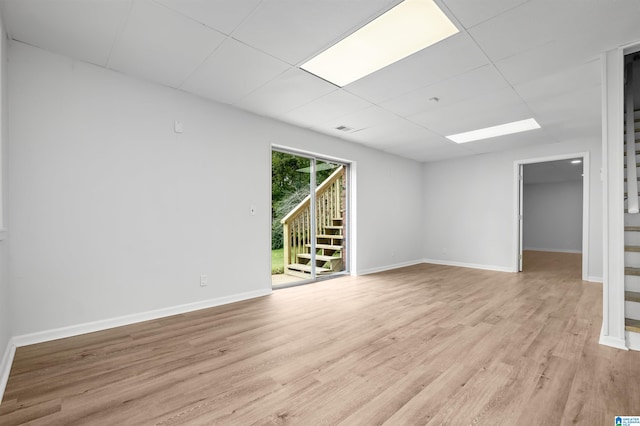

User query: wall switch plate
[174,120,184,133]
[200,274,208,287]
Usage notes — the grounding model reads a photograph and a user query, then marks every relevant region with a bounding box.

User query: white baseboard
[422,258,515,273]
[627,330,640,351]
[523,248,582,254]
[588,276,604,283]
[12,288,272,348]
[357,259,425,276]
[599,333,629,350]
[0,339,16,403]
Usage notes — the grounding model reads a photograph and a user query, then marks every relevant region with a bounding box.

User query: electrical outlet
[200,274,208,287]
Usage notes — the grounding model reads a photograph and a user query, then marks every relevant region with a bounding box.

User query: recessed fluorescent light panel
[300,0,459,87]
[446,118,541,144]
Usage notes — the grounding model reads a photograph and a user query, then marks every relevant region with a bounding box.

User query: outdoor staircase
[281,165,346,280]
[286,217,344,278]
[623,106,640,349]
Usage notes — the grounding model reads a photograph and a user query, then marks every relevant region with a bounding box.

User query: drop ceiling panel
[313,105,400,136]
[234,68,337,118]
[282,90,373,129]
[5,0,640,163]
[468,1,577,63]
[514,60,600,105]
[345,117,443,147]
[181,38,290,105]
[526,84,601,123]
[153,0,262,35]
[108,0,225,88]
[460,128,551,155]
[380,64,509,117]
[493,2,640,87]
[1,0,131,66]
[232,0,398,66]
[577,1,640,50]
[495,38,602,87]
[345,33,488,104]
[441,0,528,29]
[408,87,532,136]
[529,86,601,143]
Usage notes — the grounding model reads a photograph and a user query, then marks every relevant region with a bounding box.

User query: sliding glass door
[271,150,348,288]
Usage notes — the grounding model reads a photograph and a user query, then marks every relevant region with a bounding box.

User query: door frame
[271,145,353,287]
[512,152,590,280]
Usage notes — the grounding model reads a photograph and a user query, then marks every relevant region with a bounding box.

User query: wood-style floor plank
[1,251,640,425]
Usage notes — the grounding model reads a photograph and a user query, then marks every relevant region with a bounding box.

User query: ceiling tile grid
[2,0,132,67]
[2,0,639,162]
[233,67,337,118]
[180,38,290,105]
[152,0,263,36]
[230,0,400,66]
[107,0,227,88]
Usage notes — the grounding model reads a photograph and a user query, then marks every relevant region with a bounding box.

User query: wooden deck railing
[280,166,345,271]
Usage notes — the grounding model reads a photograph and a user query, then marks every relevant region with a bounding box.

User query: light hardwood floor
[1,251,639,425]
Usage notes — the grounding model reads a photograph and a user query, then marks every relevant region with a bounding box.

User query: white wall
[0,16,11,373]
[422,139,602,279]
[8,42,424,336]
[523,180,583,253]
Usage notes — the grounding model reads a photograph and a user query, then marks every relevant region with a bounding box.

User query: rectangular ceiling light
[300,0,458,87]
[446,118,541,144]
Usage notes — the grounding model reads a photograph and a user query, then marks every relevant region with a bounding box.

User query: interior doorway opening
[514,153,589,280]
[271,148,350,289]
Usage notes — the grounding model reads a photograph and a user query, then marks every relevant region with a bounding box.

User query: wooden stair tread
[307,243,342,250]
[297,253,341,262]
[626,291,640,303]
[625,245,640,252]
[324,225,343,230]
[625,318,640,333]
[317,234,344,239]
[286,263,330,273]
[625,267,640,276]
[625,226,640,231]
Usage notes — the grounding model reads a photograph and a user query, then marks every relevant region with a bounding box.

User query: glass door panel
[271,150,349,288]
[315,160,347,277]
[271,151,312,287]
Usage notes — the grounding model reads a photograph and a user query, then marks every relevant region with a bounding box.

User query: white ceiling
[2,0,640,162]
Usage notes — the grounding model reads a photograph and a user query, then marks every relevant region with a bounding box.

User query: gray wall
[523,180,583,253]
[422,141,602,279]
[8,42,424,336]
[0,16,11,366]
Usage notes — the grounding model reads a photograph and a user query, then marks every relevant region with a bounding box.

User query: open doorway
[271,148,349,288]
[514,153,589,279]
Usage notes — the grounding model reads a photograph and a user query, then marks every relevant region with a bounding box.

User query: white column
[600,48,628,350]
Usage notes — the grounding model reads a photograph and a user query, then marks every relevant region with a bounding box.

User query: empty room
[1,0,640,424]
